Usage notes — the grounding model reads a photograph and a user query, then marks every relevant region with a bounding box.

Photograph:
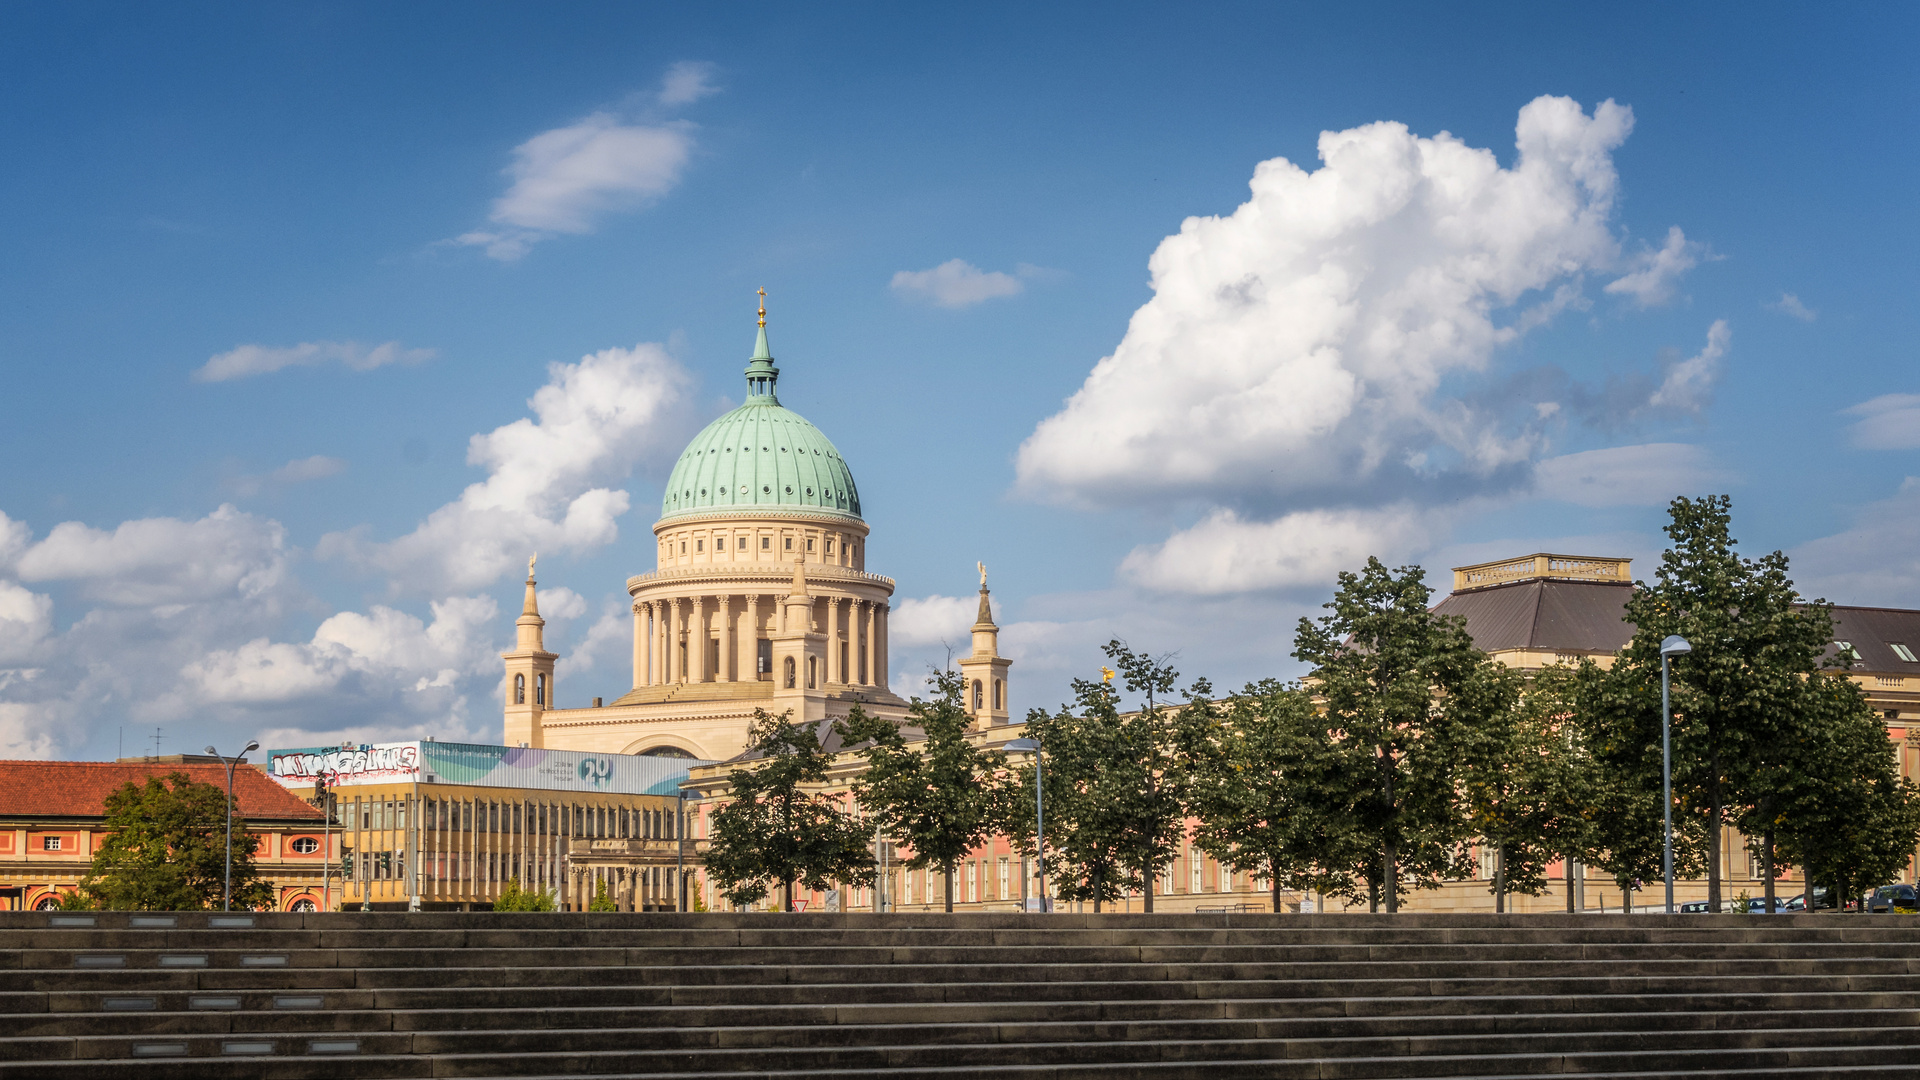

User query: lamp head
[1660,635,1692,657]
[204,745,218,756]
[244,740,259,753]
[1004,738,1040,752]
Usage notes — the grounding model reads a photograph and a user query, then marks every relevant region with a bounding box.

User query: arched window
[784,656,796,688]
[535,673,546,706]
[972,680,984,710]
[993,680,1002,711]
[514,674,525,704]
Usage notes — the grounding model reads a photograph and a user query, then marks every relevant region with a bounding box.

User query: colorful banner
[265,740,712,797]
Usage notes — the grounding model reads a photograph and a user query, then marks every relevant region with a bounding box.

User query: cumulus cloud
[1845,393,1920,450]
[0,703,57,759]
[1647,319,1730,413]
[1018,96,1637,512]
[1120,505,1441,595]
[15,505,288,607]
[1604,225,1704,307]
[0,580,53,664]
[1532,443,1729,507]
[229,455,347,497]
[1770,292,1817,322]
[194,340,433,382]
[890,260,1025,308]
[0,511,28,572]
[658,61,720,107]
[319,342,691,594]
[452,65,717,261]
[889,594,979,647]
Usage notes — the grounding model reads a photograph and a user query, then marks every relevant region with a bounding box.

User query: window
[535,673,547,706]
[1836,641,1862,663]
[738,536,747,550]
[825,540,834,555]
[761,536,770,550]
[680,541,687,554]
[759,639,773,675]
[807,538,816,552]
[42,836,61,851]
[807,656,819,689]
[695,539,703,552]
[785,537,793,550]
[1893,643,1918,663]
[291,837,320,854]
[784,656,796,689]
[973,680,984,710]
[514,674,525,704]
[993,680,1002,711]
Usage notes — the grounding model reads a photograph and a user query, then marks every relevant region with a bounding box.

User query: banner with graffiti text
[265,740,712,797]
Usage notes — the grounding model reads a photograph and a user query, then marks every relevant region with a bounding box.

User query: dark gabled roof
[1430,579,1634,654]
[0,761,324,822]
[1827,606,1920,674]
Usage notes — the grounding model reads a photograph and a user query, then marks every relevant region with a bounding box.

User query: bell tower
[502,556,558,747]
[956,563,1012,731]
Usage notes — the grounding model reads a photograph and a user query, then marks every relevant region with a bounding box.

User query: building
[504,297,1010,763]
[0,758,328,912]
[262,739,711,911]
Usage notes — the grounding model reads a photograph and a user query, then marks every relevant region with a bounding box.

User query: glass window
[42,836,60,851]
[514,673,525,704]
[761,536,770,550]
[1892,643,1917,663]
[1837,641,1862,662]
[695,539,703,552]
[291,837,320,854]
[785,537,793,550]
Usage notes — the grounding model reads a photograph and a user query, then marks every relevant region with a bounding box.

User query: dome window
[700,489,707,496]
[805,487,813,496]
[762,486,771,494]
[780,447,787,452]
[784,486,792,494]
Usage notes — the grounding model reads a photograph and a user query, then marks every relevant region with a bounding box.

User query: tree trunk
[1092,869,1101,914]
[1272,875,1283,915]
[944,868,954,914]
[1707,748,1723,911]
[1621,879,1632,915]
[782,877,793,913]
[1494,847,1506,914]
[1803,872,1813,913]
[1763,828,1776,912]
[1367,872,1379,914]
[1383,840,1398,914]
[1143,871,1154,914]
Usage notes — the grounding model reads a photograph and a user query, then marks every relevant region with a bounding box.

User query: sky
[2,3,1917,761]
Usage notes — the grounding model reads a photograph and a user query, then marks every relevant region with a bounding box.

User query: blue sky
[2,3,1916,759]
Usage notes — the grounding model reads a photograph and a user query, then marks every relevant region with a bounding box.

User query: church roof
[659,313,862,524]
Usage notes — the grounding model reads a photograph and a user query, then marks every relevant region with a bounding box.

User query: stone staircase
[5,910,1920,1078]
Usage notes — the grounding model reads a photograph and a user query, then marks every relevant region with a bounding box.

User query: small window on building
[1836,641,1862,663]
[1892,643,1918,663]
[291,837,320,854]
[972,680,984,710]
[680,541,687,555]
[807,538,816,552]
[738,536,747,550]
[807,656,818,689]
[825,539,834,555]
[993,680,1002,710]
[535,673,547,706]
[761,536,771,550]
[514,674,525,704]
[42,836,61,851]
[785,537,793,550]
[696,539,703,553]
[759,638,773,675]
[784,656,796,688]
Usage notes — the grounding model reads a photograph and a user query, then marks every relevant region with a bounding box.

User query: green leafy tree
[840,672,1012,912]
[1186,679,1367,912]
[1293,558,1488,912]
[1015,643,1195,912]
[492,876,556,911]
[703,708,875,911]
[586,879,617,912]
[79,772,272,911]
[1575,657,1707,913]
[1617,495,1839,909]
[1771,671,1920,910]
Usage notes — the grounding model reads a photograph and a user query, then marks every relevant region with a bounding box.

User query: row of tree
[699,496,1920,914]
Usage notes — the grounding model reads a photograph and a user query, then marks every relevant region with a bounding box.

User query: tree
[1617,495,1838,909]
[1771,671,1920,910]
[492,876,556,911]
[1293,557,1488,912]
[1015,643,1195,912]
[79,772,272,911]
[702,708,875,911]
[1187,679,1367,912]
[586,878,616,912]
[840,672,1012,912]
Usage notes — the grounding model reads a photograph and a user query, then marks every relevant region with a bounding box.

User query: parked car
[1865,884,1919,914]
[1679,901,1713,913]
[1745,896,1796,913]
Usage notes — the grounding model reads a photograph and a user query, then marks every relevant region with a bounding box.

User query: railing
[627,565,897,591]
[1453,553,1631,593]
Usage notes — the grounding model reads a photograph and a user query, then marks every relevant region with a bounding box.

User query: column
[745,595,762,680]
[690,597,708,682]
[632,602,646,689]
[877,603,889,690]
[718,596,734,682]
[827,598,842,685]
[863,601,875,686]
[668,599,682,683]
[649,602,662,686]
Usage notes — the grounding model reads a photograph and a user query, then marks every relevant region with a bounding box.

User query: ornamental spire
[744,288,779,402]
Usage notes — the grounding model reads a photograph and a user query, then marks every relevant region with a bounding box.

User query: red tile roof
[0,761,324,822]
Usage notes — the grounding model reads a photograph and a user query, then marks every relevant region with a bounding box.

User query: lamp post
[1005,738,1043,912]
[1660,635,1692,914]
[205,740,260,912]
[676,785,688,913]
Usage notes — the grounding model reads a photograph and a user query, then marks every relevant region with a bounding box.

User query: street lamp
[205,740,260,912]
[1005,738,1044,912]
[1660,635,1691,914]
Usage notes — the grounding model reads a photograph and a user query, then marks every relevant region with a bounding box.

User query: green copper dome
[659,316,862,523]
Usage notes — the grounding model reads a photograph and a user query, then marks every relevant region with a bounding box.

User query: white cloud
[658,61,719,107]
[1533,442,1728,507]
[1845,393,1920,450]
[1604,225,1703,307]
[319,342,691,594]
[230,455,347,497]
[1647,319,1729,413]
[1770,292,1817,322]
[889,594,979,647]
[890,259,1025,308]
[0,703,57,759]
[1119,505,1440,595]
[15,505,288,607]
[193,340,433,383]
[0,580,53,664]
[1790,477,1920,607]
[1017,96,1637,511]
[0,511,28,573]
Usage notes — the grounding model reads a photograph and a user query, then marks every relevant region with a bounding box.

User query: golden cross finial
[757,286,766,327]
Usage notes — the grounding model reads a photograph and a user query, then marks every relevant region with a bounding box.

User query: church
[501,297,1012,762]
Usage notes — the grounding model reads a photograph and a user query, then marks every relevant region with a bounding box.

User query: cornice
[653,507,867,532]
[627,564,896,596]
